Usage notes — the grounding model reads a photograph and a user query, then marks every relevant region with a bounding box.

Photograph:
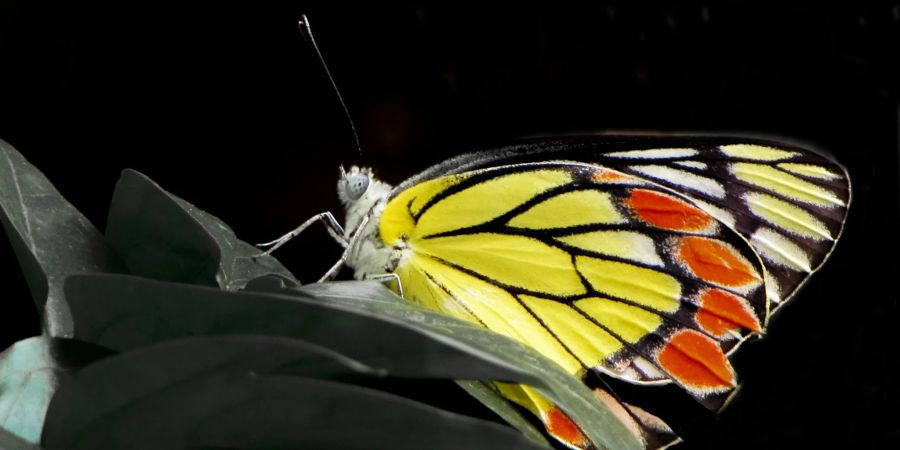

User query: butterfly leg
[317,214,371,282]
[257,211,347,255]
[365,273,404,298]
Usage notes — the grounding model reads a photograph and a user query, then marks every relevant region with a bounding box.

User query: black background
[1,2,898,449]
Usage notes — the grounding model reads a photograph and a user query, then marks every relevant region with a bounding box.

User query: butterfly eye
[344,173,370,200]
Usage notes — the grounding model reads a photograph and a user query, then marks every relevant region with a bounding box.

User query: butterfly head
[338,165,374,203]
[337,165,393,236]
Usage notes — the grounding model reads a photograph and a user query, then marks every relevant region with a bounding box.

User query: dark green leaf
[45,354,546,450]
[300,282,644,450]
[0,139,126,336]
[0,337,111,443]
[105,170,297,290]
[42,335,378,447]
[456,380,551,448]
[64,274,643,450]
[64,274,532,382]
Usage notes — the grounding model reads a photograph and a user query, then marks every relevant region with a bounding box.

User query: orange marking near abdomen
[625,189,714,232]
[546,406,589,449]
[677,236,760,288]
[657,329,735,392]
[695,289,762,337]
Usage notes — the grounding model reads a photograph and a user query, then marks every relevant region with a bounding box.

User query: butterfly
[265,135,850,448]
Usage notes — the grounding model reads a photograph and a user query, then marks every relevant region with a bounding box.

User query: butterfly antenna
[298,14,363,157]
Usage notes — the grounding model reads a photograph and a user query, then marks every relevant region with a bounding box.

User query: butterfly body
[335,135,850,449]
[338,168,394,279]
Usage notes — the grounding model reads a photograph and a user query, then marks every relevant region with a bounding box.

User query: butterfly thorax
[338,166,397,280]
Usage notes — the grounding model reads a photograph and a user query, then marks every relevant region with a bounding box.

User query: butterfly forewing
[395,137,851,316]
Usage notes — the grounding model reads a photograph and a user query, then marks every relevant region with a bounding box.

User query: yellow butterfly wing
[363,138,851,449]
[415,138,852,314]
[380,164,765,403]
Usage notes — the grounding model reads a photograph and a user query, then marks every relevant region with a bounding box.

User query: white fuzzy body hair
[338,167,394,279]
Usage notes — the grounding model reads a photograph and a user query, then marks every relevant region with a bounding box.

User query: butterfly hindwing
[380,162,770,409]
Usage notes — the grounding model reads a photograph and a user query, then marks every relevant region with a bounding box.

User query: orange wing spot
[677,236,761,288]
[696,289,762,337]
[657,329,735,392]
[546,406,589,449]
[625,189,714,232]
[591,168,631,183]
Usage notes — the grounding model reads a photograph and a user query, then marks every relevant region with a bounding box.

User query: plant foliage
[0,138,640,450]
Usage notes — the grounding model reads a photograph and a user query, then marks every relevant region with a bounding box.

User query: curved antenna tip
[295,14,363,159]
[298,14,311,36]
